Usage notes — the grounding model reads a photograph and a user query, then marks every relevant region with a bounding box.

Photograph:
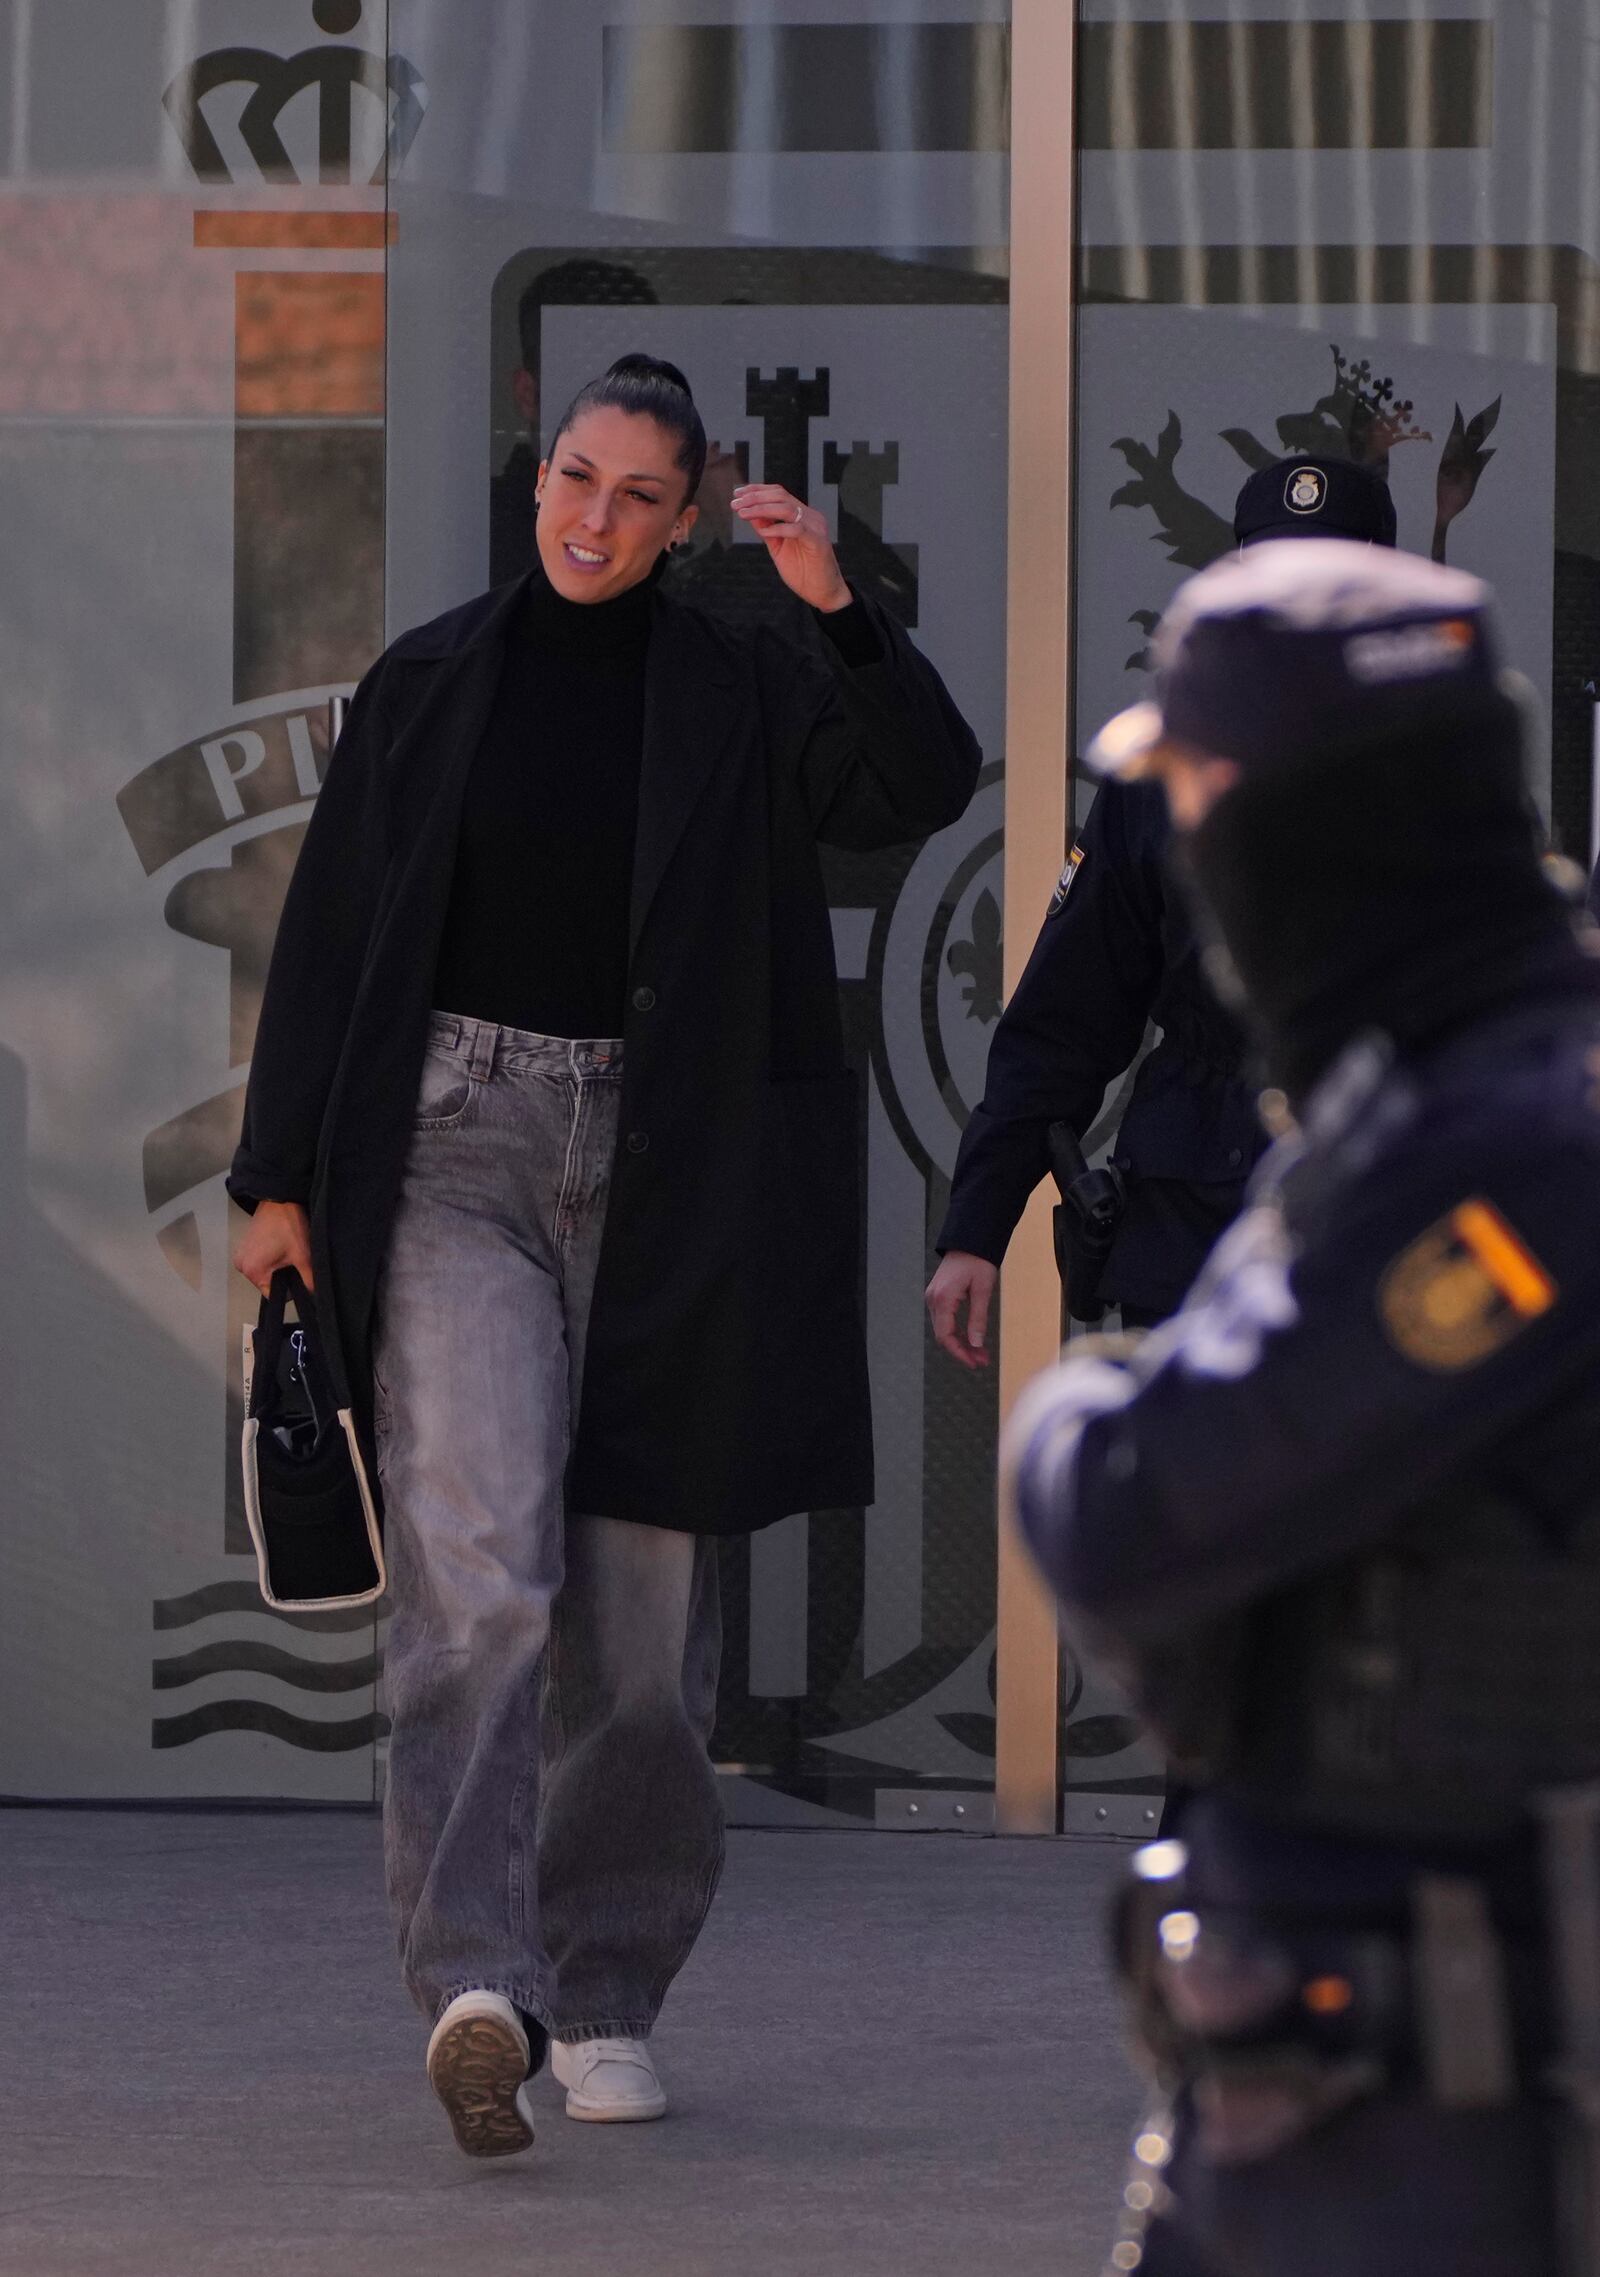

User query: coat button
[632,986,657,1012]
[626,1131,650,1155]
[1227,1147,1243,1168]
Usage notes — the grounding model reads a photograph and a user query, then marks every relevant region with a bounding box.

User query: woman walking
[230,355,980,2157]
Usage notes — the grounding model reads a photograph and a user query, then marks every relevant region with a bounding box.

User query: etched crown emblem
[163,0,425,186]
[1320,345,1431,462]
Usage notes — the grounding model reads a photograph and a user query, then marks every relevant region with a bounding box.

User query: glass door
[385,0,1012,1826]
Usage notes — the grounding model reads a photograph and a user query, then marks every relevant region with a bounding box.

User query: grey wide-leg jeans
[373,1013,724,2041]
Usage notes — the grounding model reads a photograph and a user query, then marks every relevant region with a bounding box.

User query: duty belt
[1228,1511,1600,1844]
[1112,1792,1600,2277]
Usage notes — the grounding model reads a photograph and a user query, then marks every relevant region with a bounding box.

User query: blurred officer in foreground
[1006,539,1600,2277]
[927,455,1397,1362]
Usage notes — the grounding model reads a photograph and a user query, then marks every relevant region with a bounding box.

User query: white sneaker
[425,1991,536,2158]
[551,2035,668,2122]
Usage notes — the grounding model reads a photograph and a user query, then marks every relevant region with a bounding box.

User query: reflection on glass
[0,0,399,1797]
[386,0,1010,1825]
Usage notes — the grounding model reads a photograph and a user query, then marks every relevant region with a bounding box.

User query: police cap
[1085,539,1505,782]
[1234,454,1398,548]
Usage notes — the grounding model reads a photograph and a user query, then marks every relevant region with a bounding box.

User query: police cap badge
[1285,464,1327,515]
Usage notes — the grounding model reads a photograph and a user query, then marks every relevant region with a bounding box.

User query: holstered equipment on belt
[1114,1840,1395,2170]
[1047,1119,1127,1325]
[1113,1817,1600,2277]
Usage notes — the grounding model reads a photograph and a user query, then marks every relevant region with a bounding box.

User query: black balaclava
[1173,691,1588,1104]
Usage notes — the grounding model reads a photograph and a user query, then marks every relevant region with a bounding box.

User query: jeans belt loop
[467,1019,497,1083]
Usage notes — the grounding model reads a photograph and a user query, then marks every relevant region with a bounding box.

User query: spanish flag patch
[1378,1198,1556,1372]
[1048,845,1086,915]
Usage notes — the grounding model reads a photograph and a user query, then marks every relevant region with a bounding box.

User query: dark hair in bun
[549,352,708,501]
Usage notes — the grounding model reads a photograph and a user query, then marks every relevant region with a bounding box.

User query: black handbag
[241,1268,384,1611]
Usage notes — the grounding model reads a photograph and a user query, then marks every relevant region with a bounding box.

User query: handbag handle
[248,1267,336,1436]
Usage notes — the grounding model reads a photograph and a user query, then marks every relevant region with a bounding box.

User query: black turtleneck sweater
[434,563,655,1039]
[433,558,879,1040]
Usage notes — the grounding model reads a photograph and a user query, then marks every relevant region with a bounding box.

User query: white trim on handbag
[241,1325,387,1613]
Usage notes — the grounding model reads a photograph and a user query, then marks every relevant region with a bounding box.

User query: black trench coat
[228,572,981,1534]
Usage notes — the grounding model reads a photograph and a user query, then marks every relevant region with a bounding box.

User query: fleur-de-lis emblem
[946,887,1003,1025]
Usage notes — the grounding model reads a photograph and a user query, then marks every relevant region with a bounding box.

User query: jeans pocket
[413,1046,473,1130]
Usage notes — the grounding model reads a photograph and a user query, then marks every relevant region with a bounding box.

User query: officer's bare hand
[232,1200,314,1296]
[926,1252,998,1369]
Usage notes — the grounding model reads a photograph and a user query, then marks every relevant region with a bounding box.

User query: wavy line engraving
[151,1702,389,1751]
[153,1582,379,1633]
[153,1643,382,1693]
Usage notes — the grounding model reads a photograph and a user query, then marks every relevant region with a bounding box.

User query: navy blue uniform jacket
[939,780,1265,1316]
[1012,965,1600,1888]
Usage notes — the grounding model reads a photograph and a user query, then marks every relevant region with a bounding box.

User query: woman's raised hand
[731,485,853,614]
[232,1198,315,1296]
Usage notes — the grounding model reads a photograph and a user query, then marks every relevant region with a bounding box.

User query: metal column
[994,0,1078,1834]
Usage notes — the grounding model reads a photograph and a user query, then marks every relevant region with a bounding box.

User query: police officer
[926,455,1399,1363]
[1006,538,1600,2277]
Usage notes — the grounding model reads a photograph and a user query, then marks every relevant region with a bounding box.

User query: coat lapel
[382,574,531,841]
[630,597,743,956]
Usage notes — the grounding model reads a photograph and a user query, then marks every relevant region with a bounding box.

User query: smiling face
[535,404,697,603]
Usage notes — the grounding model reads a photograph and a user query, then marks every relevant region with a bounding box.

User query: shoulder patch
[1048,844,1086,915]
[1378,1198,1556,1372]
